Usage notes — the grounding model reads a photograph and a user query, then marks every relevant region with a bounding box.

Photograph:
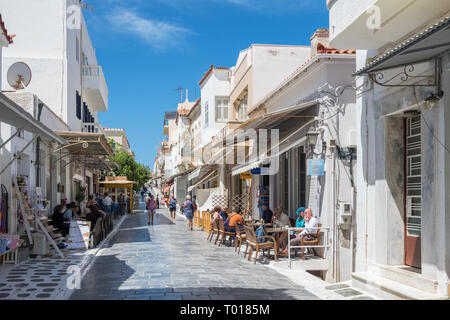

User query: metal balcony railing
[81,122,105,135]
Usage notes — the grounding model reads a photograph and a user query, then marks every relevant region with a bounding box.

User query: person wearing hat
[295,207,306,228]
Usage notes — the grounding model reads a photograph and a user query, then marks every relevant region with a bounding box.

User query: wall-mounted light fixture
[306,130,326,156]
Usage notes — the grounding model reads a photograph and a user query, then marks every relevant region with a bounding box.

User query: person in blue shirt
[219,207,229,221]
[63,203,76,220]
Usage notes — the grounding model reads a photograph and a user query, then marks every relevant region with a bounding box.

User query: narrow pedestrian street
[69,201,319,300]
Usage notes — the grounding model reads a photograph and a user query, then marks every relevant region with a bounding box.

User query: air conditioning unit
[31,232,50,255]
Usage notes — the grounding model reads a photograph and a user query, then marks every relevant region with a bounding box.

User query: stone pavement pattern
[70,203,320,300]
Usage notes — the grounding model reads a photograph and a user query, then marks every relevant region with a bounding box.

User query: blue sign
[251,168,270,175]
[307,159,325,176]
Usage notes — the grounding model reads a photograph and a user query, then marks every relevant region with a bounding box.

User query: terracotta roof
[0,14,14,44]
[178,109,190,116]
[317,46,356,55]
[186,98,201,117]
[198,65,229,86]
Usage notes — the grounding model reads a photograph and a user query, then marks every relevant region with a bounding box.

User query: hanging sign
[240,171,252,179]
[250,168,270,175]
[307,159,325,176]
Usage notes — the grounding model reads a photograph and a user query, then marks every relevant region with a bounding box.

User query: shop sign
[307,159,325,176]
[250,168,270,175]
[240,171,252,179]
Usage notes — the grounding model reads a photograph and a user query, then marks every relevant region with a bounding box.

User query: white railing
[287,226,331,269]
[82,65,109,95]
[81,122,105,135]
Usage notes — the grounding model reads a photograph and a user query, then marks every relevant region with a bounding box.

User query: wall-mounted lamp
[306,130,319,150]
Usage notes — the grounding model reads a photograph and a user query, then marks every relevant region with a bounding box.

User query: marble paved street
[70,203,320,300]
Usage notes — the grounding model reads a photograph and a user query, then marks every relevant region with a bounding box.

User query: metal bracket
[368,59,438,87]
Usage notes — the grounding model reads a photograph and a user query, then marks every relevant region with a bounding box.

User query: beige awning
[54,131,114,157]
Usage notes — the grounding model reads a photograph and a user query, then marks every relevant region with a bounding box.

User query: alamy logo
[366,5,381,31]
[66,265,81,290]
[67,5,81,30]
[184,129,280,175]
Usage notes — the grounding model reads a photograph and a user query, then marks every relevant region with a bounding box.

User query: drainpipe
[35,102,44,187]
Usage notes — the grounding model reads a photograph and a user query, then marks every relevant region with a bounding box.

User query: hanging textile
[0,199,3,232]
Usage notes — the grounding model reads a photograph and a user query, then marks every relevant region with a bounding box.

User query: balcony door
[404,116,422,269]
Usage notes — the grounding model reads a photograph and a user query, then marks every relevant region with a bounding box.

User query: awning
[0,93,66,144]
[73,156,118,171]
[54,131,114,157]
[188,165,213,181]
[355,15,450,75]
[188,169,217,192]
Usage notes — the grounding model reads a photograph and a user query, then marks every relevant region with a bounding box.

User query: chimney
[185,88,189,102]
[310,29,330,56]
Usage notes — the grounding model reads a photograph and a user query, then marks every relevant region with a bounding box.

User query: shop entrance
[404,116,422,269]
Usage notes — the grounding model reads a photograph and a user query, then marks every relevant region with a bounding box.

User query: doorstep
[352,269,448,300]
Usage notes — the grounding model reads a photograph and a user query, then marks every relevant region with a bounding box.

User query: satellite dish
[7,62,32,90]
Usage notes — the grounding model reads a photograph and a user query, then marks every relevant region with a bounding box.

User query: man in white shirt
[282,208,319,255]
[103,192,113,215]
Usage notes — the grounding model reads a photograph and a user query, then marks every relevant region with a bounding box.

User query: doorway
[404,116,422,269]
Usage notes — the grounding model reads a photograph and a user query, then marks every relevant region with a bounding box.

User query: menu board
[67,220,91,250]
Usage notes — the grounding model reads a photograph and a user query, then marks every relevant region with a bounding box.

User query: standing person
[118,193,126,216]
[103,192,113,215]
[182,195,195,231]
[169,195,177,220]
[146,195,157,226]
[140,188,145,201]
[95,193,104,210]
[156,195,160,209]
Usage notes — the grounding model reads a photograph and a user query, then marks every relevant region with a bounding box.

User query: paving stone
[0,293,10,298]
[335,288,363,297]
[35,293,52,298]
[352,296,375,300]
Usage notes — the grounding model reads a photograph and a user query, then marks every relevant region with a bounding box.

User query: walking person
[146,195,157,226]
[182,195,195,231]
[103,192,113,215]
[118,193,126,216]
[140,188,145,201]
[168,195,177,220]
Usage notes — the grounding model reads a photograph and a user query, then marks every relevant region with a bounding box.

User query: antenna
[7,62,32,90]
[175,87,183,103]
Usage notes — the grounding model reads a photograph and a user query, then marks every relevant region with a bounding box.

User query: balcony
[328,0,450,50]
[163,125,169,135]
[82,65,109,112]
[81,122,106,135]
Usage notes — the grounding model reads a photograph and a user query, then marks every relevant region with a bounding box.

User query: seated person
[73,205,81,219]
[261,205,273,224]
[272,208,291,228]
[282,208,319,255]
[211,206,223,225]
[51,205,70,237]
[219,207,229,221]
[224,208,244,232]
[63,202,76,220]
[86,205,106,231]
[295,207,306,228]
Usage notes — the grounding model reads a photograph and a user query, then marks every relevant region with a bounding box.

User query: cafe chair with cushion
[207,219,220,242]
[234,222,246,254]
[216,219,236,247]
[243,226,277,264]
[300,223,323,260]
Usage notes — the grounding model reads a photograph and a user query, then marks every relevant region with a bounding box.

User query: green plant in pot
[75,186,87,205]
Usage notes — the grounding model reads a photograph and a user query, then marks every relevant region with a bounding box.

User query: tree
[108,141,151,192]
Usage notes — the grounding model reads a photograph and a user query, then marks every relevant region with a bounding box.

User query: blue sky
[84,0,329,168]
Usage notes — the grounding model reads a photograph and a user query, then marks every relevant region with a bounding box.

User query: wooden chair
[207,219,220,242]
[215,219,235,247]
[234,222,246,254]
[243,226,277,264]
[300,223,323,260]
[90,217,103,248]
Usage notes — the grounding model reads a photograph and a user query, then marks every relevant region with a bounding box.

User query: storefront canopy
[355,15,450,75]
[0,93,66,144]
[54,131,114,157]
[187,169,217,192]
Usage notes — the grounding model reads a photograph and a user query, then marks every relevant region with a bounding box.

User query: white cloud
[106,7,191,49]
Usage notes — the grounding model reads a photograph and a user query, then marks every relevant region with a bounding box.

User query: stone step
[352,271,447,300]
[368,263,439,295]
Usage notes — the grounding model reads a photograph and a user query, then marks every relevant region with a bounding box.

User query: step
[368,263,439,295]
[352,271,447,300]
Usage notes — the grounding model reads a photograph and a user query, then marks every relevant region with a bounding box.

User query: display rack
[13,176,64,258]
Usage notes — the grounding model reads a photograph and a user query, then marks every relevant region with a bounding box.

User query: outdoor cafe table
[265,227,288,256]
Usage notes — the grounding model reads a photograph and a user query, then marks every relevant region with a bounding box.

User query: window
[237,96,248,121]
[204,101,209,128]
[76,91,82,120]
[215,97,229,122]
